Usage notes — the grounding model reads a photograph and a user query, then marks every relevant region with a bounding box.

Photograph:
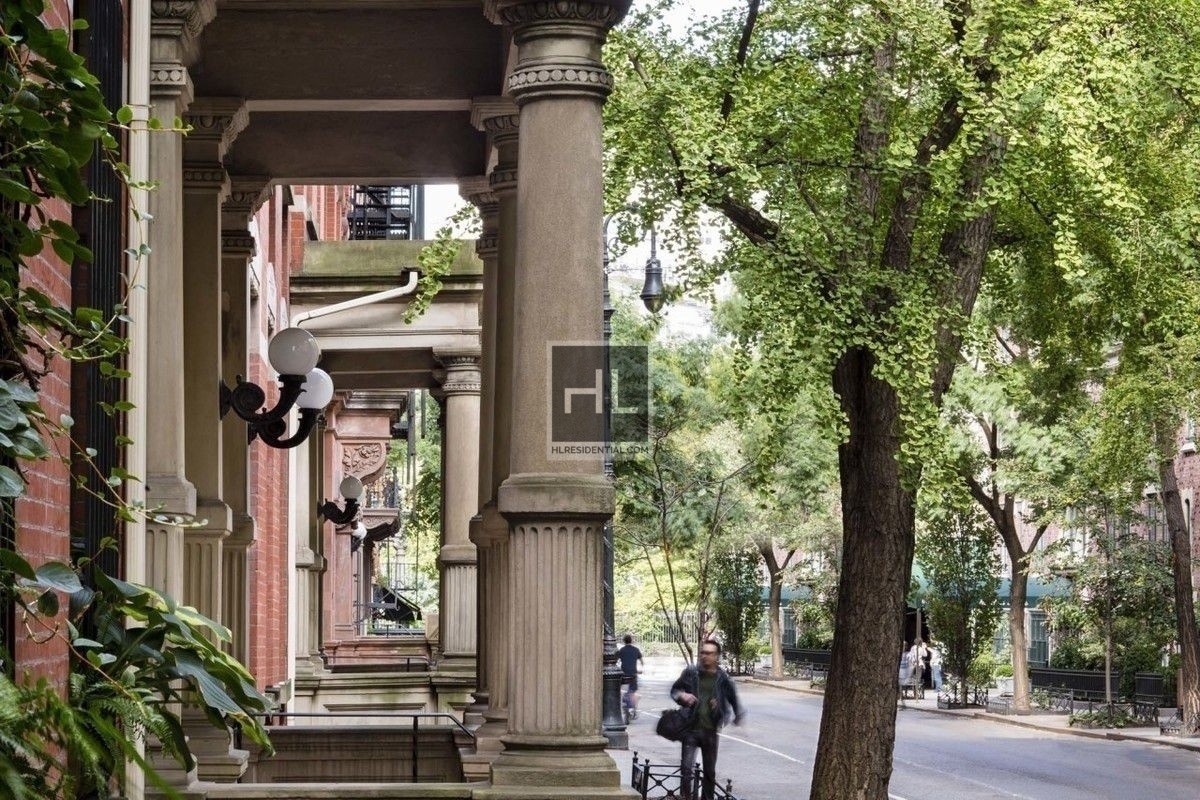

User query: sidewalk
[742,676,1200,755]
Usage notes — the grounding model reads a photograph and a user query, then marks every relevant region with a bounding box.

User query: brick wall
[13,198,72,688]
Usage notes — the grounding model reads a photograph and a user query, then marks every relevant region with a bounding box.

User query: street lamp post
[601,209,664,747]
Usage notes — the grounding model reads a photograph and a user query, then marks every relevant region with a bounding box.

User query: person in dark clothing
[616,634,644,719]
[670,639,745,800]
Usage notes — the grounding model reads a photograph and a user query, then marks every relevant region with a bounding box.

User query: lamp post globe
[339,475,364,501]
[296,367,334,410]
[268,327,321,376]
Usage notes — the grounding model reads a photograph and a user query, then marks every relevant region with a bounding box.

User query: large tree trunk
[1009,566,1031,713]
[810,349,915,800]
[1159,455,1200,732]
[768,574,784,679]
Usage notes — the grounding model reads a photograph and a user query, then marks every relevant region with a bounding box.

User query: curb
[743,678,1200,754]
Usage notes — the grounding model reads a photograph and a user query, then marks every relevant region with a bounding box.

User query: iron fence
[630,752,743,800]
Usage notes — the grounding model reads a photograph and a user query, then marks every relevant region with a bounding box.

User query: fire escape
[347,185,424,240]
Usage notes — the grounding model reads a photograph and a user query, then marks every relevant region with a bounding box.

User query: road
[617,678,1200,800]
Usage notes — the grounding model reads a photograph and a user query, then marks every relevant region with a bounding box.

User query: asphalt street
[616,678,1200,800]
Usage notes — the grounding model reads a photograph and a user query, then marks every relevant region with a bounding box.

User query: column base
[182,710,248,783]
[475,736,634,798]
[474,710,509,755]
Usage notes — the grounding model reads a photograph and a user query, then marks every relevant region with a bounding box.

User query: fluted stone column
[144,1,213,787]
[461,177,499,739]
[435,353,481,675]
[482,2,633,796]
[180,99,249,783]
[469,98,520,761]
[219,177,268,667]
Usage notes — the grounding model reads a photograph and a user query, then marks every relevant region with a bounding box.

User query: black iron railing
[630,752,743,800]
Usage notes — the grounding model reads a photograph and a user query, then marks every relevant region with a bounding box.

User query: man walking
[616,634,644,720]
[670,638,745,800]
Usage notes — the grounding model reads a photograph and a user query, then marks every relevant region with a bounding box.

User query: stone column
[145,0,214,607]
[179,99,249,783]
[460,176,498,738]
[143,2,212,787]
[220,177,268,667]
[483,3,633,797]
[469,98,520,761]
[434,353,481,674]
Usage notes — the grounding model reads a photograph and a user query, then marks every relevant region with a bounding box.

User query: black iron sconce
[219,327,335,449]
[318,475,363,525]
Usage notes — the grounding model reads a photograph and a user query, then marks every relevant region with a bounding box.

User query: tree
[710,545,763,672]
[916,502,1002,706]
[614,335,746,662]
[1046,514,1174,704]
[944,344,1089,713]
[606,3,1200,794]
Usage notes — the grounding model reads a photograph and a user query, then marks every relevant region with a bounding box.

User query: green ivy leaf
[0,465,25,497]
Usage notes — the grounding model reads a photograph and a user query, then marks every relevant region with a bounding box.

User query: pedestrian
[929,643,943,692]
[670,638,745,800]
[616,633,644,720]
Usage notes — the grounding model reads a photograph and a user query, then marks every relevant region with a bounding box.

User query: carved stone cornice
[183,98,249,163]
[435,352,483,397]
[222,176,271,228]
[221,229,256,259]
[475,234,499,261]
[182,162,229,197]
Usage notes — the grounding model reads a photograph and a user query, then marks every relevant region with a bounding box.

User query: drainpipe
[292,270,419,328]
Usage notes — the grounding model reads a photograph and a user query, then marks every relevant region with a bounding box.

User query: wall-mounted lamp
[219,327,335,449]
[318,475,363,525]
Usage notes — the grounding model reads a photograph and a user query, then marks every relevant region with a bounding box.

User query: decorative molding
[151,0,216,67]
[496,1,626,27]
[475,234,500,260]
[182,162,229,196]
[508,64,614,103]
[470,97,520,146]
[221,230,256,258]
[341,442,388,483]
[489,166,519,195]
[149,61,193,104]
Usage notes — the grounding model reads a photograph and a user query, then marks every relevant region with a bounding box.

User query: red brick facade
[13,198,73,687]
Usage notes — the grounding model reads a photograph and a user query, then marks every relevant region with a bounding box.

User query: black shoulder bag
[655,706,693,741]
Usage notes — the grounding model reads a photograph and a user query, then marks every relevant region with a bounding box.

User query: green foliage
[405,204,480,323]
[1068,706,1139,729]
[1042,518,1174,699]
[402,397,442,611]
[916,502,1002,702]
[710,545,762,672]
[0,549,273,798]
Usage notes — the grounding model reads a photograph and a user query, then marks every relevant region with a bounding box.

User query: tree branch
[720,0,763,121]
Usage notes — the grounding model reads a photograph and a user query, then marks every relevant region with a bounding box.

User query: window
[782,606,796,647]
[1064,506,1086,559]
[1145,495,1168,543]
[1028,610,1049,667]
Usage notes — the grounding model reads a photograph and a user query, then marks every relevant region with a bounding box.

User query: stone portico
[128,0,637,797]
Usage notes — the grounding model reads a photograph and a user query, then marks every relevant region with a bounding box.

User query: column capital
[459,177,500,219]
[489,0,630,27]
[221,229,256,259]
[490,1,630,104]
[182,162,229,198]
[471,96,520,146]
[183,98,249,163]
[223,176,271,229]
[435,351,483,396]
[151,0,215,76]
